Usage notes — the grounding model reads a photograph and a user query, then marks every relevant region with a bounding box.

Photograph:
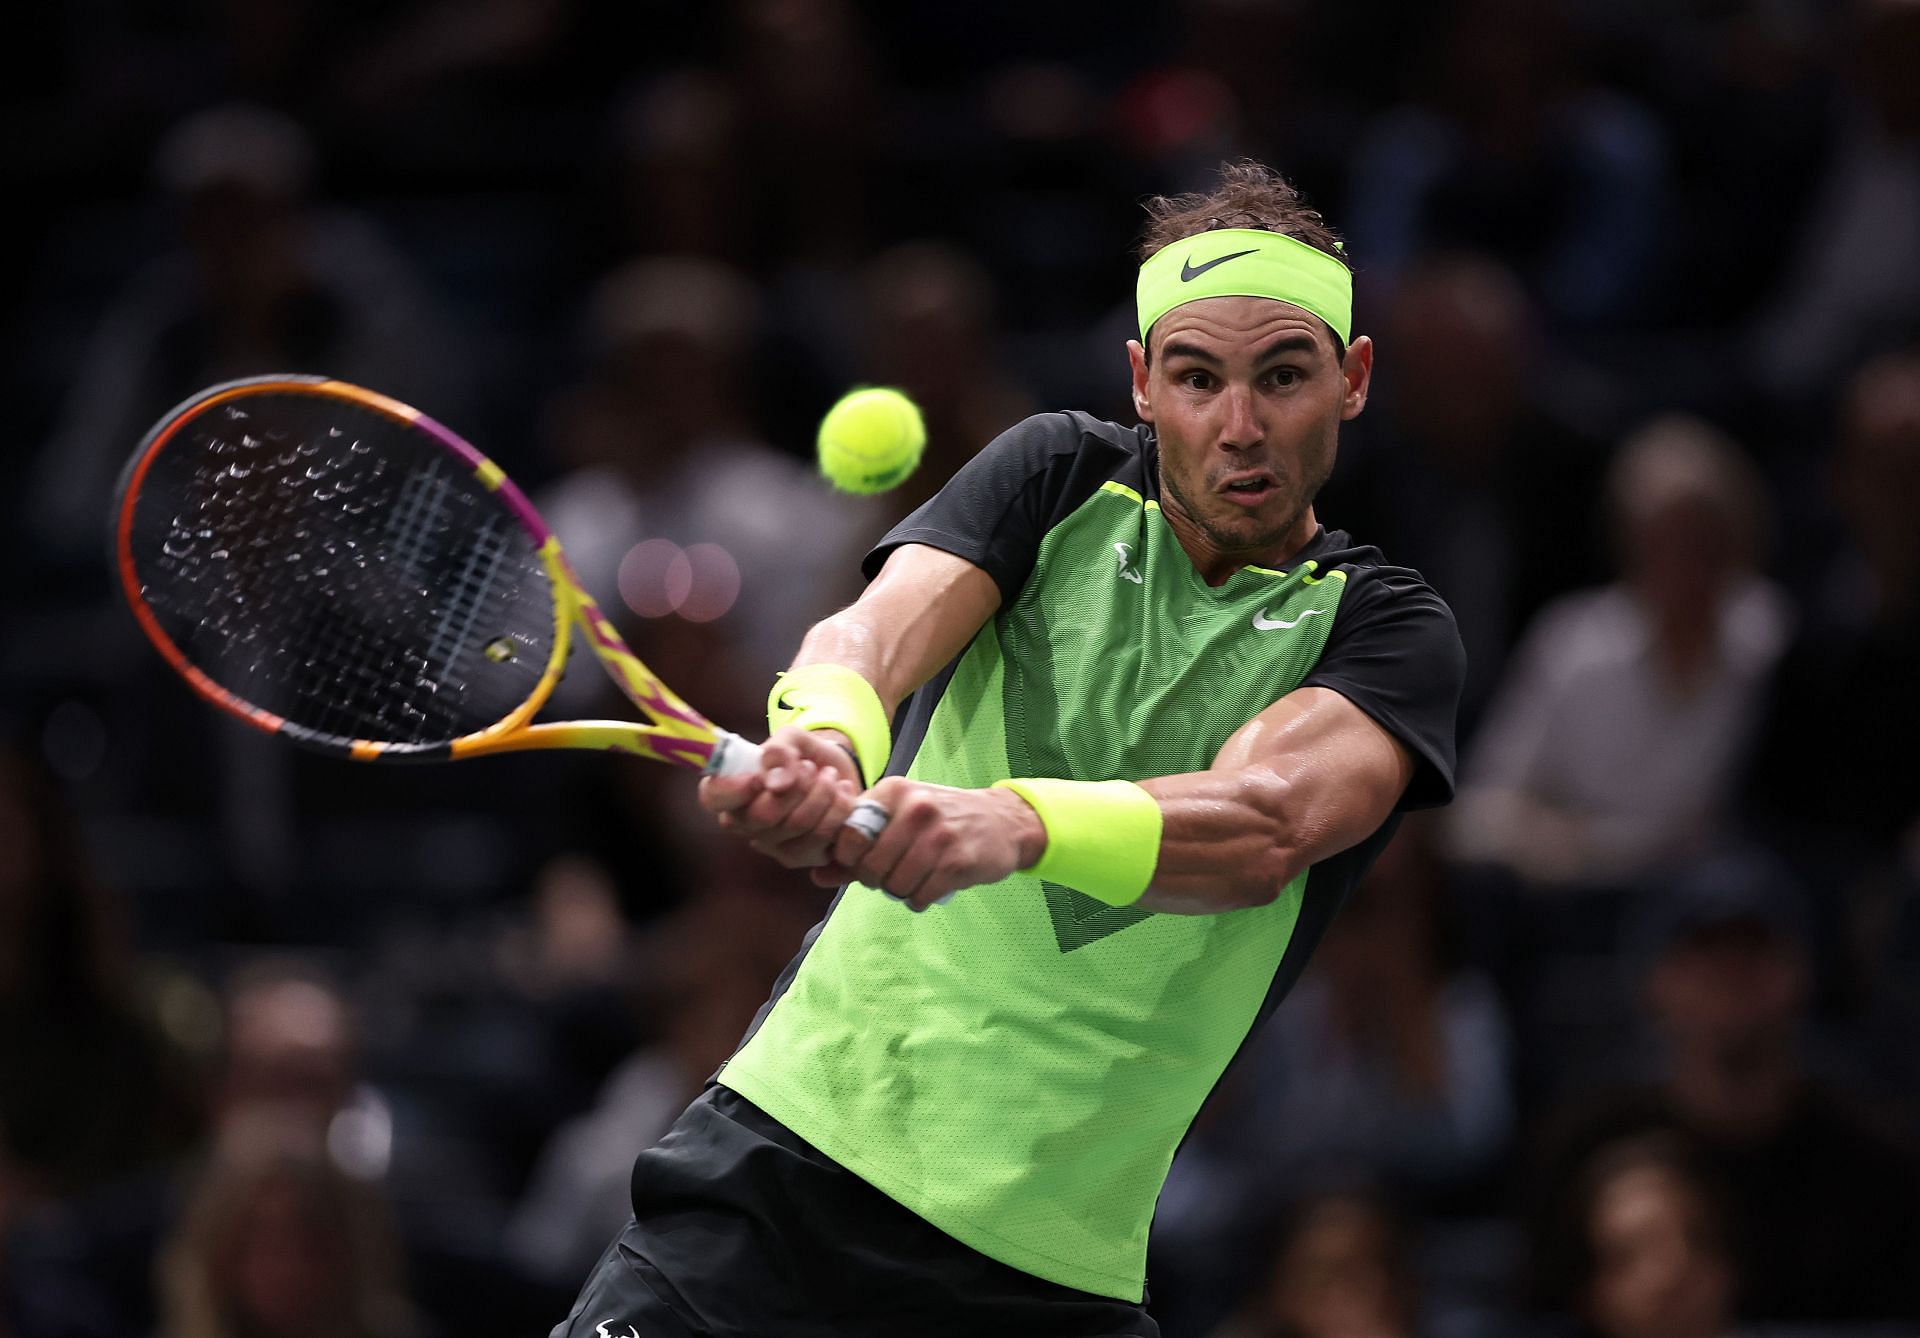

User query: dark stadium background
[4,3,1917,1335]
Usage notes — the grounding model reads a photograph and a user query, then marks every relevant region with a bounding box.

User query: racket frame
[115,375,758,776]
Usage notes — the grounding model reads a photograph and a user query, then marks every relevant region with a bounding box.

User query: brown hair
[1137,161,1349,358]
[1605,413,1768,574]
[1137,160,1348,269]
[1529,1130,1734,1311]
[157,1113,413,1338]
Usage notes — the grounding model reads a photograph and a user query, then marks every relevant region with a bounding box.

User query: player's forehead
[1149,296,1336,361]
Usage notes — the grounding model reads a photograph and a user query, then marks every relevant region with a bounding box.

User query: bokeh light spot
[618,539,694,618]
[679,543,741,623]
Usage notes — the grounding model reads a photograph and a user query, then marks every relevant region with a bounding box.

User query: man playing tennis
[552,160,1464,1338]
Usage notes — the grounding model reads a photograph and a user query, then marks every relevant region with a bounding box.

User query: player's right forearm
[792,610,903,712]
[790,543,1000,715]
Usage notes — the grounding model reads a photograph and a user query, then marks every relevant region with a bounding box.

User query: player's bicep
[1214,685,1416,869]
[793,543,1000,711]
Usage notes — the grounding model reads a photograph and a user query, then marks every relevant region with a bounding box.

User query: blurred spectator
[1528,850,1920,1324]
[29,104,468,580]
[9,957,387,1338]
[1,1131,10,1323]
[857,240,1036,519]
[1634,2,1834,331]
[1747,349,1920,889]
[1,1123,118,1338]
[1745,349,1920,1104]
[496,854,634,1001]
[504,875,812,1287]
[1154,819,1512,1336]
[156,1112,413,1338]
[1449,415,1789,889]
[1345,0,1668,330]
[602,70,748,264]
[1329,252,1610,725]
[731,0,882,269]
[535,255,871,692]
[1121,0,1352,198]
[1748,0,1920,406]
[1206,1192,1420,1338]
[334,0,573,124]
[0,743,200,1206]
[1533,1132,1740,1338]
[215,960,389,1181]
[491,852,652,1111]
[1192,817,1511,1197]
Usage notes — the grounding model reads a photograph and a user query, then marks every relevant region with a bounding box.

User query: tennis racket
[113,374,761,776]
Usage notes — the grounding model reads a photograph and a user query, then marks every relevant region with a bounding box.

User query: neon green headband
[1136,227,1353,346]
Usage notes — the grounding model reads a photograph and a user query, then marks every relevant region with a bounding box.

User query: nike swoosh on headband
[1180,249,1259,282]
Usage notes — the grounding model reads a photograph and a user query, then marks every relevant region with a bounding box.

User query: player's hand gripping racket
[114,375,761,776]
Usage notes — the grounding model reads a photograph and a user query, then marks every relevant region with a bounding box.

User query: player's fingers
[890,860,942,912]
[802,778,862,849]
[832,777,908,863]
[759,778,842,864]
[741,759,821,832]
[699,772,762,815]
[784,776,840,840]
[903,861,964,912]
[834,810,892,887]
[773,724,864,788]
[757,737,802,793]
[830,800,885,870]
[886,829,961,912]
[848,806,921,897]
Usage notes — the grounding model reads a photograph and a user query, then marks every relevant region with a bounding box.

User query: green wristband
[993,778,1163,907]
[767,664,891,788]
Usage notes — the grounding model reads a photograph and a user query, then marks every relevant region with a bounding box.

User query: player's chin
[1209,499,1294,546]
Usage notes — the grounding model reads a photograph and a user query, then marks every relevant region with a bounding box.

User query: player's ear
[1339,334,1374,422]
[1127,338,1154,423]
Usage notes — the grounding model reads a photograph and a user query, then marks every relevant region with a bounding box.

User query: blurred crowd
[4,1,1918,1335]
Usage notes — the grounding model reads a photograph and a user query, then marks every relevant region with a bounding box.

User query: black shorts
[549,1086,1160,1338]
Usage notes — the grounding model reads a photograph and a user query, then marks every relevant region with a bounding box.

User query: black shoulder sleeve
[1302,566,1466,810]
[861,412,1135,609]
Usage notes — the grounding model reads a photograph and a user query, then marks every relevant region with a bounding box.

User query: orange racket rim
[113,374,571,761]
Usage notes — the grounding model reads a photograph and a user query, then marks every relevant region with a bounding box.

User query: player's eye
[1266,367,1302,388]
[1180,370,1214,391]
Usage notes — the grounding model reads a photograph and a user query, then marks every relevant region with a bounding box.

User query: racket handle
[706,731,764,777]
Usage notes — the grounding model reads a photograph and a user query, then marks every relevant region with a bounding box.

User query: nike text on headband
[1136,228,1353,346]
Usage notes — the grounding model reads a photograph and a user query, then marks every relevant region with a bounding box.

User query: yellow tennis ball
[817,387,925,495]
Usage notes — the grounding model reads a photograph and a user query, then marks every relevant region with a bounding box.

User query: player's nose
[1217,383,1263,450]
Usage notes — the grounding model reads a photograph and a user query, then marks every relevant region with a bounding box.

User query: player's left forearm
[1131,765,1316,913]
[1008,688,1415,916]
[1130,688,1413,914]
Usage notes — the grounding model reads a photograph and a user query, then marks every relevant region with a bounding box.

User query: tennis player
[551,160,1465,1338]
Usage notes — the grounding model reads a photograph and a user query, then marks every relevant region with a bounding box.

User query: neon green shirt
[719,412,1462,1299]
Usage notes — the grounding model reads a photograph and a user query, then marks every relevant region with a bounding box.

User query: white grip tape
[705,731,764,778]
[844,798,892,841]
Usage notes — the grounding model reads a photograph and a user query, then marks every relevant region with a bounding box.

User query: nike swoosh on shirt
[1252,607,1325,631]
[1180,249,1259,282]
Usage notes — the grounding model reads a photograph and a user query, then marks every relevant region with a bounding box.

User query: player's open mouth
[1220,473,1278,504]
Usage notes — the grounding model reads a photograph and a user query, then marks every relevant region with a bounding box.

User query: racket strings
[131,392,556,748]
[425,513,511,689]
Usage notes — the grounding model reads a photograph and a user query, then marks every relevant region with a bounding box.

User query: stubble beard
[1159,453,1330,559]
